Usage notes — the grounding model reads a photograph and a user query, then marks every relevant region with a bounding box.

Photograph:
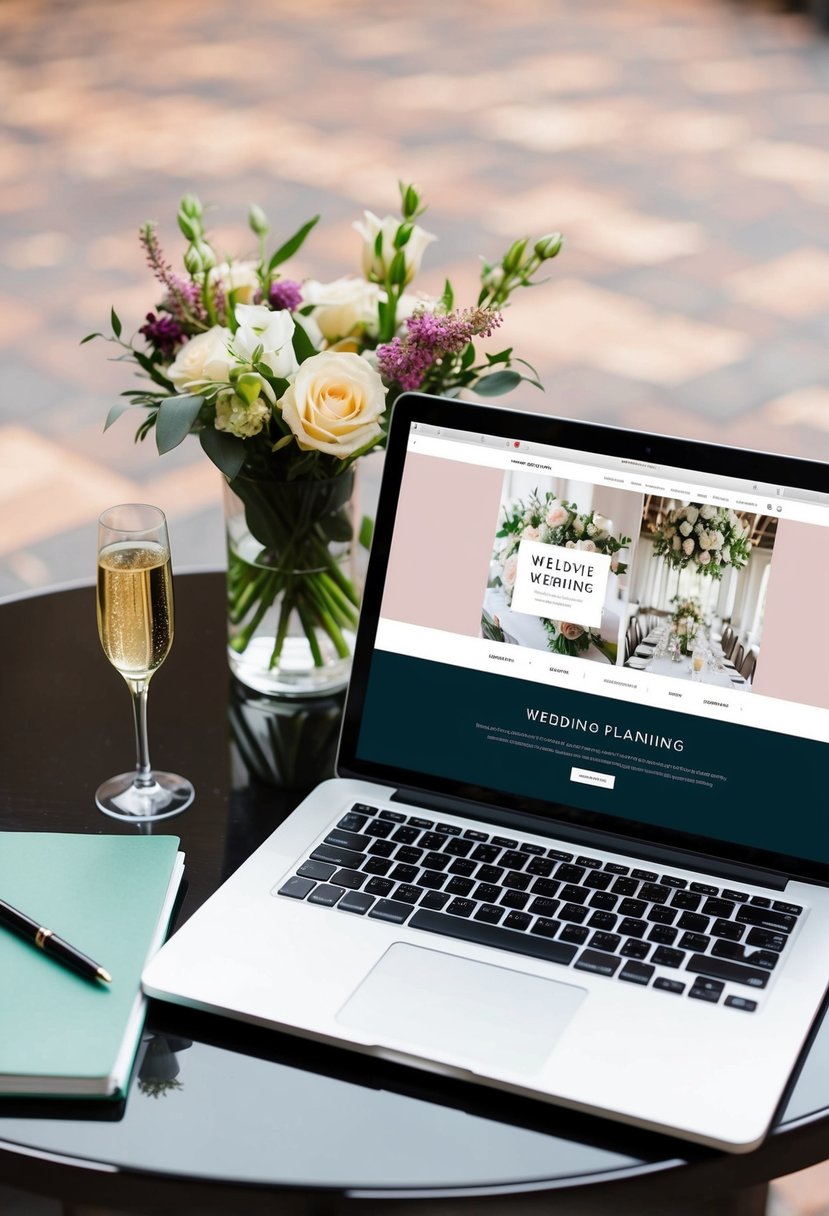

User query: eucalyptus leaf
[110,308,122,339]
[80,332,102,344]
[199,426,247,480]
[267,215,320,272]
[103,400,136,431]
[474,369,522,397]
[155,394,204,455]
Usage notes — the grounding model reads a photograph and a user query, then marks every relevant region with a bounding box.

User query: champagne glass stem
[128,679,154,789]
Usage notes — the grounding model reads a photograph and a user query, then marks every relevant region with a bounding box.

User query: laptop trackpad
[337,943,587,1075]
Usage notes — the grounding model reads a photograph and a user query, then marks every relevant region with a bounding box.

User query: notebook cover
[0,832,183,1098]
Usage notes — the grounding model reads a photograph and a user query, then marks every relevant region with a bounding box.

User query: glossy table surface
[1,573,829,1216]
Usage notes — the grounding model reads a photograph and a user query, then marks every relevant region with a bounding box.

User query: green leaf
[439,279,454,313]
[486,347,513,365]
[359,514,374,551]
[110,308,122,339]
[199,426,247,480]
[474,369,522,397]
[103,400,136,431]
[460,343,476,370]
[132,349,175,391]
[267,215,320,272]
[80,332,102,344]
[292,320,317,363]
[155,394,204,454]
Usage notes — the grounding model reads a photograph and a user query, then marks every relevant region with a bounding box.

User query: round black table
[1,574,828,1216]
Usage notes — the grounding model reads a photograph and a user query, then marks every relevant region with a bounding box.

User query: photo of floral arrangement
[482,471,641,663]
[621,496,779,690]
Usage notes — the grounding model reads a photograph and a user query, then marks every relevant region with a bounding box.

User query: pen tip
[97,967,112,984]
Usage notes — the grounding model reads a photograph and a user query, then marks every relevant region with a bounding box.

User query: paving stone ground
[3,1,829,1210]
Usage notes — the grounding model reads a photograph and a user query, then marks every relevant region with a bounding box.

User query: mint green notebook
[0,832,184,1098]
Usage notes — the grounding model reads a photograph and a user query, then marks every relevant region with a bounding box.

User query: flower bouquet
[651,503,751,580]
[669,594,705,655]
[488,489,630,661]
[89,183,563,694]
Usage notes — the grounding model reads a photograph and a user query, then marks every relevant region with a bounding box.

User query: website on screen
[355,424,829,860]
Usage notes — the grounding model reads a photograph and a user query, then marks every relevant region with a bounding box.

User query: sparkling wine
[97,541,173,679]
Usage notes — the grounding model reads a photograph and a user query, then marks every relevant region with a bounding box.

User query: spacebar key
[409,909,578,966]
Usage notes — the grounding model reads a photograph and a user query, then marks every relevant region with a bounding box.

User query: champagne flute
[95,504,194,821]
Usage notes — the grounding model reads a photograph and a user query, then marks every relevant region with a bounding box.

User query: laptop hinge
[390,787,791,891]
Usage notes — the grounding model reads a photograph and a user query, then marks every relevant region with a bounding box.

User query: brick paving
[3,0,829,1208]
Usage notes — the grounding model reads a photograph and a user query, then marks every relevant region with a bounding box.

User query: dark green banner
[357,651,829,864]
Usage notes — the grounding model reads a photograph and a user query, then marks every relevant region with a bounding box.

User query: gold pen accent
[35,927,54,949]
[96,966,113,984]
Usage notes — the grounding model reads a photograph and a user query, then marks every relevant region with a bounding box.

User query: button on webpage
[570,767,616,790]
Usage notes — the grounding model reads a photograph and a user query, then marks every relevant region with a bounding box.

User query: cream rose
[353,211,436,285]
[560,622,584,641]
[503,554,518,588]
[302,277,382,343]
[546,504,569,529]
[209,259,260,305]
[279,351,386,458]
[167,325,232,390]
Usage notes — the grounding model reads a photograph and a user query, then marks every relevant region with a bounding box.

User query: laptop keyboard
[277,804,803,1013]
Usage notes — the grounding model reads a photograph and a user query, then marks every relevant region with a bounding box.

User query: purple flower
[139,311,185,358]
[268,279,303,311]
[376,307,502,391]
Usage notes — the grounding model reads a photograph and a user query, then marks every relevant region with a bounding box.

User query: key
[587,910,617,931]
[500,888,529,910]
[651,946,684,968]
[331,868,366,890]
[736,905,796,933]
[337,811,368,831]
[408,909,578,966]
[446,898,476,918]
[504,911,532,931]
[559,903,589,924]
[503,871,532,891]
[590,931,621,953]
[575,949,621,977]
[528,896,560,917]
[654,977,684,994]
[725,995,758,1012]
[686,953,770,989]
[445,876,475,896]
[296,860,336,881]
[365,876,394,897]
[308,884,345,907]
[688,978,723,1004]
[472,882,502,903]
[339,891,375,915]
[362,855,393,876]
[621,938,651,960]
[532,878,560,897]
[368,899,414,924]
[393,883,423,904]
[618,917,647,938]
[474,903,504,924]
[710,918,745,941]
[389,863,419,883]
[619,961,654,986]
[311,843,365,869]
[420,889,450,911]
[420,870,447,890]
[559,923,589,945]
[325,828,371,852]
[278,876,315,899]
[530,917,559,938]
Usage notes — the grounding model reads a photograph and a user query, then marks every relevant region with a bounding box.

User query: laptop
[143,392,829,1153]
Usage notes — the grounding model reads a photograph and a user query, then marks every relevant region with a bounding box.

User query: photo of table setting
[625,612,753,691]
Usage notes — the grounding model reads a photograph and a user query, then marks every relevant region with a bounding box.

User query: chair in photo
[721,624,735,656]
[729,643,745,673]
[740,650,757,684]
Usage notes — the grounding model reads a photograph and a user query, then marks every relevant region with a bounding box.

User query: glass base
[228,636,353,697]
[95,771,195,821]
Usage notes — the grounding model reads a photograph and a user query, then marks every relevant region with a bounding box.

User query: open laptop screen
[340,394,829,879]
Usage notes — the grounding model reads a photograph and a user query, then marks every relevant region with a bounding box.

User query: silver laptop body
[144,394,829,1153]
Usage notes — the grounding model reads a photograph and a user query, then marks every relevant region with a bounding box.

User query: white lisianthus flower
[209,260,260,306]
[578,539,597,552]
[214,389,270,439]
[354,211,436,285]
[722,546,731,563]
[167,325,232,390]
[684,506,699,525]
[278,350,387,458]
[697,550,711,565]
[565,540,576,549]
[522,525,540,540]
[586,522,598,537]
[708,530,723,550]
[683,537,695,556]
[302,277,382,344]
[233,304,298,378]
[503,554,518,588]
[697,529,711,550]
[679,521,692,537]
[546,505,569,529]
[700,505,716,521]
[572,516,585,535]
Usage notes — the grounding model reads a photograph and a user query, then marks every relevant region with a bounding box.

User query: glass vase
[223,471,361,697]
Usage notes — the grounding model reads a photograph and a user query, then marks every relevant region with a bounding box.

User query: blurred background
[2,2,829,1212]
[3,0,829,605]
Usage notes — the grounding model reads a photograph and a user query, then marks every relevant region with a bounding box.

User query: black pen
[0,898,112,984]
